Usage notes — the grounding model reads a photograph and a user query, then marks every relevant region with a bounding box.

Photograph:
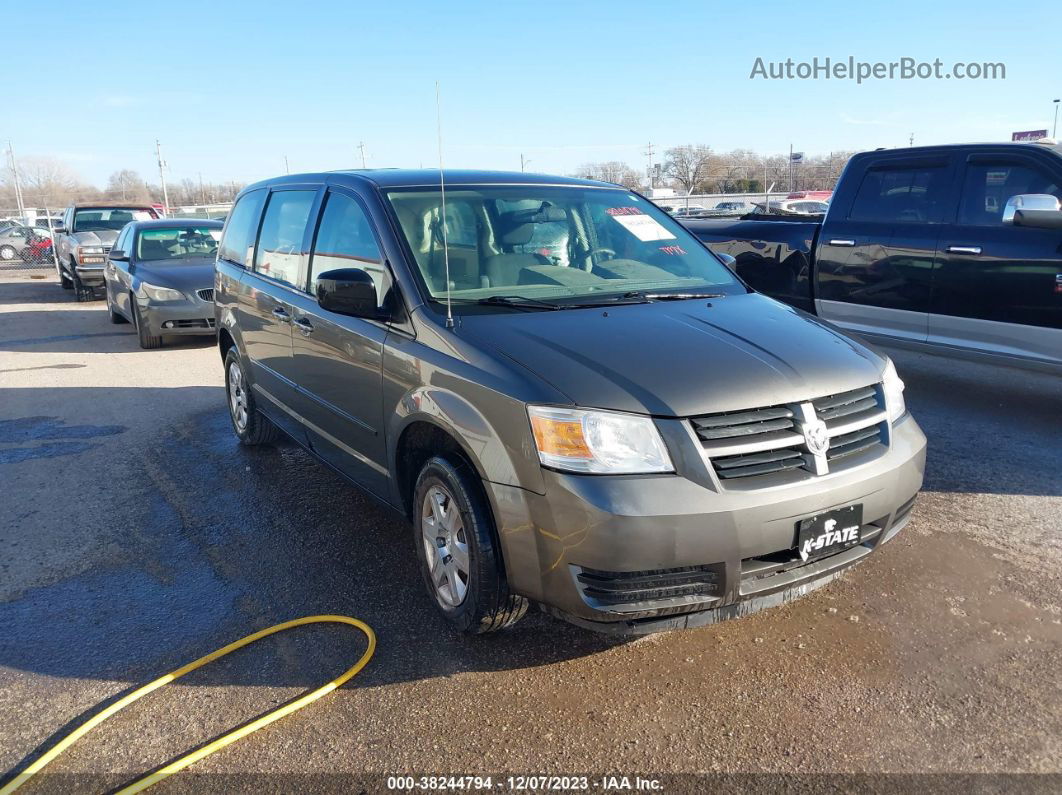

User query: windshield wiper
[473,295,565,311]
[621,290,727,301]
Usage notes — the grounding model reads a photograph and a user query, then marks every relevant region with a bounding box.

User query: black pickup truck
[684,141,1062,370]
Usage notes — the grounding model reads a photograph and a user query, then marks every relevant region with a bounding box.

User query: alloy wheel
[228,361,249,432]
[421,484,470,607]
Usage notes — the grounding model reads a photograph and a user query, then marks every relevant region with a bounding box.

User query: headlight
[527,406,673,474]
[882,357,906,422]
[138,282,185,302]
[78,246,104,254]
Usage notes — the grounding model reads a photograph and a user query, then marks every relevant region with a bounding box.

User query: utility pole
[909,132,915,147]
[788,143,793,192]
[6,140,25,221]
[198,172,205,204]
[644,142,655,190]
[1054,99,1060,138]
[520,153,530,172]
[284,155,290,175]
[357,141,367,169]
[155,139,170,215]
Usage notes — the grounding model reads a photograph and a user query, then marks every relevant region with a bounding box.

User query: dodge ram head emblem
[802,420,830,456]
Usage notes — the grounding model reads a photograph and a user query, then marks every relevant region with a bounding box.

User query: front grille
[102,245,112,254]
[169,318,215,329]
[691,384,888,485]
[573,564,722,611]
[196,288,215,302]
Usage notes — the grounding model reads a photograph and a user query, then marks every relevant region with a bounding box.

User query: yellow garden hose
[1,615,376,795]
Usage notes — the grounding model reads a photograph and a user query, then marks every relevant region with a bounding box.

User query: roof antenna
[435,81,454,328]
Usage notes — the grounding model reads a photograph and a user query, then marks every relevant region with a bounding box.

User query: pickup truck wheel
[57,260,73,289]
[413,456,528,634]
[132,301,162,349]
[0,245,15,261]
[73,274,93,302]
[224,348,280,445]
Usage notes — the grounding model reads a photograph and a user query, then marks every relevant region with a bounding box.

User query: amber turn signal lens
[529,414,593,460]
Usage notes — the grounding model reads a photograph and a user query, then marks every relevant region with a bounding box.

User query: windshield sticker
[659,245,687,256]
[607,207,677,241]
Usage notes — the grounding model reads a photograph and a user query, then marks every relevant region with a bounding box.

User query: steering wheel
[588,247,616,261]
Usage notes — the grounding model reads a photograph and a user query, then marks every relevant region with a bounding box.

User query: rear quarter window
[219,189,267,266]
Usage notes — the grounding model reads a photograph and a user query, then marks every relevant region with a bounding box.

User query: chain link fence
[0,207,62,275]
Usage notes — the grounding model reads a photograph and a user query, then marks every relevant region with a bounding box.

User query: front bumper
[489,413,926,634]
[137,293,216,336]
[74,264,106,287]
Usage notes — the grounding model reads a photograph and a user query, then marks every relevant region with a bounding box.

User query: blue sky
[10,0,1059,187]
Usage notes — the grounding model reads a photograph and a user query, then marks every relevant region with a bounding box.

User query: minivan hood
[456,293,885,417]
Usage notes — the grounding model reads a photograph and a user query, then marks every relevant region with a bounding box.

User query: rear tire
[0,245,15,261]
[413,456,527,634]
[132,301,162,348]
[224,348,280,445]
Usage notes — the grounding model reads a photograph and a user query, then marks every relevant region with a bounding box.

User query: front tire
[0,245,15,261]
[106,292,128,324]
[224,348,280,445]
[57,260,73,289]
[132,301,162,348]
[413,456,527,634]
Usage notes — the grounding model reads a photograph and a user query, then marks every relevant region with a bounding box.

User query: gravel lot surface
[1,272,1059,792]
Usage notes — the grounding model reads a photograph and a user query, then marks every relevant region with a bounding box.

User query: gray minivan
[215,170,926,635]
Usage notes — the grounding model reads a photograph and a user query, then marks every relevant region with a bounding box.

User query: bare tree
[664,145,712,200]
[13,157,89,207]
[577,160,642,190]
[106,169,151,202]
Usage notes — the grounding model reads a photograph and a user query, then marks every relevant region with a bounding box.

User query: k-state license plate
[796,504,863,562]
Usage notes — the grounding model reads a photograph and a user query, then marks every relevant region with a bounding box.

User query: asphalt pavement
[1,271,1060,792]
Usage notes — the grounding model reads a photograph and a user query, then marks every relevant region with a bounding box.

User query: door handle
[946,246,982,255]
[271,306,291,322]
[293,317,315,335]
[827,239,855,247]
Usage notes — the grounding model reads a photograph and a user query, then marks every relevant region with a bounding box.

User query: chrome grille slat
[691,383,888,485]
[196,288,215,302]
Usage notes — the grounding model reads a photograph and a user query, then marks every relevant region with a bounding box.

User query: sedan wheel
[0,245,15,261]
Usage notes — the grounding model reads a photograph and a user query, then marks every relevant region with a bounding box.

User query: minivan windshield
[385,185,744,308]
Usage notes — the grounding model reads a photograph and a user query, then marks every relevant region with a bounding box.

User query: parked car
[214,169,925,636]
[671,206,710,218]
[103,219,223,349]
[714,200,753,214]
[20,235,53,264]
[53,203,160,300]
[683,141,1062,370]
[0,224,51,262]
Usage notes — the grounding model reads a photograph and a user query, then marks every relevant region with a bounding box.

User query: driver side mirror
[716,252,737,267]
[316,268,382,319]
[109,249,128,261]
[52,226,66,234]
[1002,193,1061,225]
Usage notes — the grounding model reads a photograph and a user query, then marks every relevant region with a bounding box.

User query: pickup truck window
[386,185,742,306]
[254,190,315,288]
[72,208,155,232]
[219,189,266,267]
[849,165,950,223]
[958,162,1062,226]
